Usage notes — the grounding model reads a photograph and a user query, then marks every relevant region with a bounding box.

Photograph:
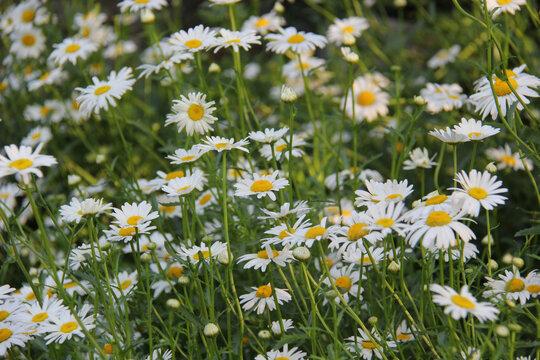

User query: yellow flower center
[493,70,517,97]
[357,91,376,106]
[215,143,228,149]
[257,249,279,259]
[468,132,483,139]
[81,27,91,37]
[451,295,475,309]
[160,205,176,214]
[358,256,372,263]
[425,194,448,206]
[60,321,78,333]
[348,223,369,241]
[193,250,210,260]
[376,218,394,227]
[135,0,149,3]
[72,100,80,110]
[24,65,33,74]
[94,85,111,95]
[199,194,212,205]
[177,185,192,192]
[181,155,195,162]
[185,39,202,49]
[32,312,48,322]
[187,104,204,121]
[497,0,512,4]
[386,193,402,201]
[255,285,272,298]
[9,158,33,170]
[40,106,51,116]
[165,170,185,180]
[361,341,378,349]
[426,211,451,227]
[31,132,42,141]
[278,228,295,240]
[275,144,288,152]
[505,278,525,292]
[526,285,540,294]
[39,72,50,81]
[468,187,487,200]
[103,344,113,355]
[22,34,36,46]
[341,25,355,33]
[397,333,412,341]
[251,179,273,192]
[64,282,78,289]
[127,215,143,225]
[0,82,7,92]
[288,34,305,44]
[335,276,352,291]
[25,292,36,301]
[501,155,516,166]
[168,266,183,278]
[305,226,326,239]
[65,44,81,53]
[118,227,136,237]
[275,358,289,360]
[120,280,132,290]
[0,311,9,321]
[22,9,36,22]
[326,258,334,267]
[226,39,241,44]
[0,328,13,343]
[255,18,269,27]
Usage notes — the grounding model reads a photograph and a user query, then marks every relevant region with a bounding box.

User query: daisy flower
[429,127,470,143]
[342,246,385,267]
[111,271,138,298]
[237,245,294,272]
[179,241,228,264]
[486,143,533,171]
[258,200,310,220]
[327,16,369,45]
[12,0,49,27]
[295,217,341,248]
[345,328,397,360]
[469,65,540,120]
[406,207,475,249]
[146,349,173,360]
[234,172,289,201]
[199,136,250,153]
[169,25,216,53]
[167,145,208,165]
[403,147,438,170]
[151,168,207,191]
[9,25,46,59]
[451,169,508,216]
[354,179,414,207]
[255,344,307,360]
[49,37,98,66]
[453,118,500,140]
[283,56,325,79]
[431,284,499,322]
[242,11,284,35]
[0,300,25,323]
[0,285,15,300]
[0,143,57,182]
[137,52,194,79]
[195,190,217,214]
[343,77,389,123]
[161,170,205,197]
[75,67,136,117]
[524,271,540,298]
[28,68,67,91]
[21,126,52,147]
[428,240,479,263]
[427,45,460,69]
[212,29,261,53]
[43,304,95,344]
[265,27,327,54]
[59,197,113,224]
[271,319,294,335]
[364,201,409,237]
[117,0,168,13]
[486,0,526,18]
[68,244,102,270]
[394,320,415,342]
[420,83,467,113]
[483,267,531,305]
[262,215,311,246]
[110,201,159,228]
[165,92,218,136]
[460,347,481,360]
[21,296,68,334]
[322,265,363,304]
[24,100,66,122]
[239,283,291,314]
[0,322,33,356]
[248,127,288,144]
[104,221,156,242]
[260,135,307,161]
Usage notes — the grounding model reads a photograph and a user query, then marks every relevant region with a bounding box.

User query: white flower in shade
[43,304,96,344]
[248,127,288,143]
[104,221,156,242]
[166,92,218,136]
[169,25,217,53]
[420,83,467,113]
[75,67,136,117]
[68,244,102,270]
[483,267,531,305]
[406,207,475,249]
[343,77,389,123]
[104,40,138,59]
[486,0,526,18]
[212,29,261,53]
[364,201,408,237]
[28,68,67,91]
[428,127,469,143]
[427,45,460,69]
[431,284,499,322]
[255,344,306,360]
[137,52,194,79]
[459,347,481,360]
[428,239,479,263]
[239,283,291,314]
[117,0,168,13]
[322,265,363,304]
[524,271,540,298]
[237,245,294,272]
[329,211,384,253]
[21,126,52,147]
[195,190,217,213]
[345,328,397,360]
[262,215,310,246]
[0,183,20,212]
[327,17,369,45]
[111,271,138,298]
[355,179,414,207]
[0,300,25,323]
[258,200,310,220]
[486,143,533,171]
[167,145,208,165]
[9,25,46,59]
[260,134,307,161]
[0,144,57,182]
[283,56,325,79]
[161,170,205,197]
[342,246,385,267]
[49,37,98,66]
[110,201,159,228]
[24,99,66,122]
[179,241,228,264]
[294,217,341,248]
[199,136,250,153]
[469,65,540,120]
[451,169,508,216]
[242,11,284,35]
[0,322,33,356]
[234,172,289,201]
[453,118,500,140]
[271,319,294,335]
[403,147,438,170]
[59,198,113,224]
[394,320,415,342]
[265,27,327,54]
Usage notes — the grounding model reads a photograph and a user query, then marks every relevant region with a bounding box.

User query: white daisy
[49,37,98,66]
[234,172,289,202]
[271,319,294,335]
[258,200,310,220]
[111,271,138,298]
[0,143,57,182]
[167,145,208,165]
[486,143,534,171]
[103,40,138,60]
[199,136,250,153]
[195,190,217,213]
[428,126,470,144]
[260,134,307,161]
[322,265,363,304]
[212,29,261,53]
[486,0,526,18]
[178,241,228,264]
[21,126,52,147]
[239,283,291,315]
[248,127,288,143]
[110,201,159,228]
[403,147,438,170]
[452,118,500,140]
[161,170,205,197]
[237,245,294,272]
[394,320,415,343]
[165,92,218,135]
[345,328,397,360]
[431,284,499,322]
[483,267,530,305]
[420,83,467,113]
[342,246,385,267]
[364,201,409,237]
[327,16,369,45]
[451,169,508,216]
[354,179,414,207]
[117,0,168,13]
[137,52,194,79]
[262,215,311,246]
[343,77,389,123]
[104,221,156,243]
[294,217,341,248]
[242,11,284,35]
[169,25,216,53]
[59,197,113,224]
[265,27,327,54]
[255,344,306,360]
[27,68,67,91]
[9,25,46,59]
[428,239,479,263]
[427,45,460,69]
[43,304,95,344]
[0,322,33,356]
[20,296,68,335]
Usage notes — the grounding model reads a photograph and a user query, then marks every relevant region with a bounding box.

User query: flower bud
[340,47,359,63]
[178,275,190,285]
[411,199,422,208]
[342,32,356,46]
[202,236,214,244]
[481,234,493,245]
[204,323,220,337]
[512,257,524,268]
[217,250,231,265]
[325,289,339,299]
[32,278,40,286]
[508,323,521,332]
[273,2,285,13]
[140,253,152,262]
[258,330,272,339]
[208,63,221,73]
[485,162,497,174]
[166,298,181,309]
[281,85,297,103]
[495,325,509,337]
[293,247,310,261]
[488,259,498,271]
[506,299,515,308]
[394,0,407,7]
[146,242,157,250]
[29,267,39,277]
[140,9,155,23]
[390,65,401,72]
[387,261,400,273]
[68,174,81,186]
[502,253,513,264]
[96,154,106,164]
[368,316,378,325]
[413,95,426,105]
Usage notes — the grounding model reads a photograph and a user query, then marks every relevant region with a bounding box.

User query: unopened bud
[414,95,426,105]
[508,323,522,332]
[485,162,497,174]
[465,267,474,274]
[394,0,407,7]
[325,289,339,299]
[488,259,498,271]
[387,261,400,273]
[293,247,310,261]
[342,32,356,46]
[281,85,297,103]
[411,199,422,208]
[506,299,515,308]
[140,253,152,262]
[96,154,105,164]
[178,275,190,285]
[258,330,272,339]
[390,65,401,72]
[512,257,524,268]
[140,9,155,23]
[217,250,231,265]
[481,234,493,245]
[273,2,285,13]
[32,278,40,286]
[68,175,81,186]
[202,236,214,244]
[166,298,181,309]
[502,253,513,264]
[495,325,509,337]
[29,267,39,276]
[340,47,359,63]
[368,316,378,325]
[146,242,157,250]
[208,63,221,73]
[204,323,220,337]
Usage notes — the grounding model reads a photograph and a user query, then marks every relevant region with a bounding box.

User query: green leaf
[514,226,540,237]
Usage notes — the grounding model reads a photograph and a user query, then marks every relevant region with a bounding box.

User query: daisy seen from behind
[403,147,438,170]
[255,344,307,360]
[430,284,499,322]
[165,92,218,136]
[199,136,250,153]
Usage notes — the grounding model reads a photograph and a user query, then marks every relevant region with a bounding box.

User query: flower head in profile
[429,127,469,144]
[420,83,467,113]
[403,147,438,170]
[60,198,113,224]
[117,0,168,13]
[452,118,500,140]
[248,127,288,144]
[254,344,307,360]
[0,144,57,183]
[431,284,499,322]
[199,136,250,153]
[486,0,526,18]
[265,27,327,54]
[242,11,284,35]
[212,29,261,53]
[345,328,397,360]
[427,45,460,69]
